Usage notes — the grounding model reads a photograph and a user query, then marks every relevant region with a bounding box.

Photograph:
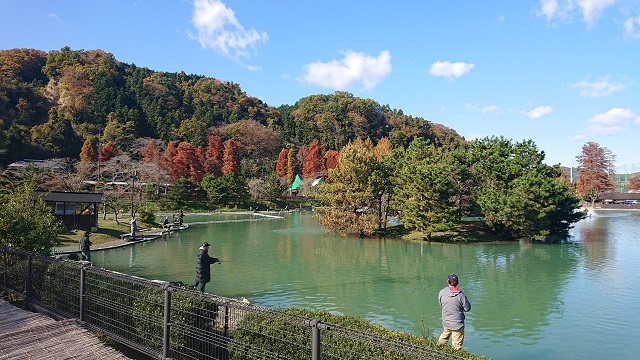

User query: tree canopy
[575,141,615,204]
[0,182,64,253]
[316,136,585,240]
[0,47,588,243]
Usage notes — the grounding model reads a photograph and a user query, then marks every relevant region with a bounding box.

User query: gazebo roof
[37,191,103,203]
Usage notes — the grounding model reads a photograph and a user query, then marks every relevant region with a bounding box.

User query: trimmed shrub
[228,308,485,360]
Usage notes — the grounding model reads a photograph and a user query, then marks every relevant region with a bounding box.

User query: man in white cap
[438,273,471,350]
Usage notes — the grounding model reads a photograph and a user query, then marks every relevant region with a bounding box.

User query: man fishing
[437,274,472,350]
[192,242,220,292]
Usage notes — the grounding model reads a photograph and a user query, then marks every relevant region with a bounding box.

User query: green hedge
[228,308,485,360]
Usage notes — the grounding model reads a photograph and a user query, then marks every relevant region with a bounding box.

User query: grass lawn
[55,214,136,247]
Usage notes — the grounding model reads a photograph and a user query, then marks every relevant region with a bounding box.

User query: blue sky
[2,0,639,171]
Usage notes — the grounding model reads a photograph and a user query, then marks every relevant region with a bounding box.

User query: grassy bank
[55,215,135,247]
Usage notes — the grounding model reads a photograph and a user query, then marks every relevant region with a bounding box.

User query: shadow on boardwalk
[0,299,132,359]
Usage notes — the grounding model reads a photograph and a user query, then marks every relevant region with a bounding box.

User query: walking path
[0,299,132,359]
[53,225,188,255]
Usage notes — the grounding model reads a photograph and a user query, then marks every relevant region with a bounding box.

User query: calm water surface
[91,210,640,359]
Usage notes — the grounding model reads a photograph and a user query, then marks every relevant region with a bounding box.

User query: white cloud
[189,0,268,59]
[571,134,587,141]
[571,76,626,97]
[536,0,618,27]
[244,64,262,72]
[299,50,392,91]
[465,103,499,114]
[579,0,618,27]
[624,16,640,39]
[49,13,62,23]
[588,107,638,135]
[538,0,561,21]
[429,61,474,79]
[536,0,575,22]
[524,105,553,119]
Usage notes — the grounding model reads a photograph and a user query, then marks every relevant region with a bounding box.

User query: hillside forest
[0,47,588,242]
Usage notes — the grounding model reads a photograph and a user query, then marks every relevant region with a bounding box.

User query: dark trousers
[192,280,206,292]
[81,250,91,262]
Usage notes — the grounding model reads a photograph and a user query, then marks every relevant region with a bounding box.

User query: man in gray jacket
[437,274,471,350]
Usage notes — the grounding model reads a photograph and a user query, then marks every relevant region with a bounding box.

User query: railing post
[305,318,329,360]
[2,247,7,292]
[162,285,172,359]
[25,254,32,299]
[224,304,230,338]
[79,265,87,322]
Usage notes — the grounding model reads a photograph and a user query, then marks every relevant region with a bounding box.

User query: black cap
[448,274,459,285]
[84,231,91,235]
[202,242,210,247]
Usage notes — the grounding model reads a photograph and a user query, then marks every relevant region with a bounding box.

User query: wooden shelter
[39,191,103,232]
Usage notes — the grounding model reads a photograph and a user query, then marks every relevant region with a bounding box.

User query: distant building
[597,192,640,209]
[7,159,48,170]
[598,192,640,203]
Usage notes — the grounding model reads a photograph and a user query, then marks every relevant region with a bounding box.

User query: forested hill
[0,47,463,166]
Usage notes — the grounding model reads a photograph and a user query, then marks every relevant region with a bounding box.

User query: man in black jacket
[79,231,92,261]
[192,242,220,292]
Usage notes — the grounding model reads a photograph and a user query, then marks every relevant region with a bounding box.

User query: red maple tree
[162,141,178,180]
[99,142,119,162]
[299,139,326,179]
[172,142,205,183]
[576,141,615,203]
[204,135,224,176]
[221,139,241,175]
[275,148,289,177]
[141,139,161,164]
[324,150,339,171]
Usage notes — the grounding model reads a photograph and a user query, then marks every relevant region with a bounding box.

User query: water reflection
[470,242,580,345]
[92,211,640,360]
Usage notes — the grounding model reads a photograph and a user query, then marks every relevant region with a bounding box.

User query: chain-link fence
[1,246,473,360]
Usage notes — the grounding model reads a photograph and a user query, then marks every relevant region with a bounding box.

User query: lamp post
[131,169,137,218]
[97,124,102,190]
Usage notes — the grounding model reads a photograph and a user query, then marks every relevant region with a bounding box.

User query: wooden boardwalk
[0,299,132,360]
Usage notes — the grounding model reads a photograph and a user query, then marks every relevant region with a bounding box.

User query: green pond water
[90,210,640,359]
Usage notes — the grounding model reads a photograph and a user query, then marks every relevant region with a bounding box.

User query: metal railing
[1,246,467,360]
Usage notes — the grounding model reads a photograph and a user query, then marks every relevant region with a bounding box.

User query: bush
[228,308,485,360]
[137,206,157,227]
[132,284,221,357]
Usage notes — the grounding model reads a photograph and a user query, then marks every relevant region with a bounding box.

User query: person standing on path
[79,231,92,262]
[130,216,137,241]
[192,242,220,293]
[438,274,471,350]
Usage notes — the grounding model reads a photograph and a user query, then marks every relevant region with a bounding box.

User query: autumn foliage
[275,148,289,177]
[299,139,326,179]
[575,141,615,199]
[628,176,640,192]
[204,135,224,177]
[221,139,240,175]
[163,141,178,180]
[324,150,339,172]
[141,139,162,164]
[172,142,205,183]
[79,137,98,164]
[99,142,119,162]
